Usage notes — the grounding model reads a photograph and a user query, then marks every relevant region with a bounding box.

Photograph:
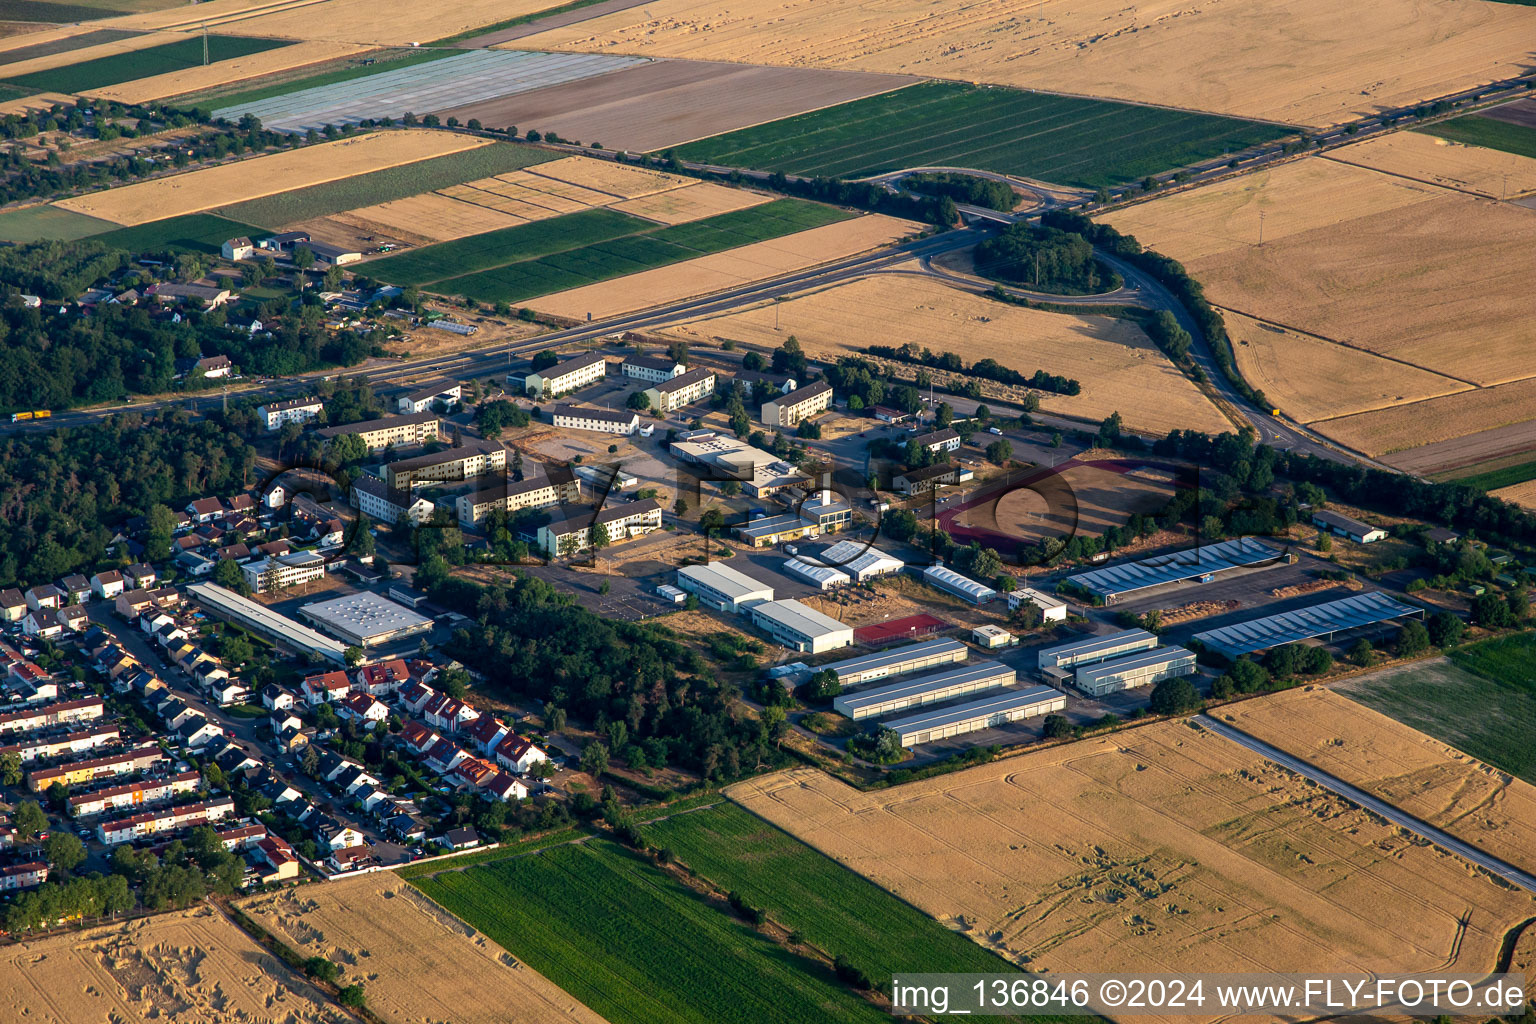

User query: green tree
[213,557,245,592]
[338,984,366,1008]
[627,390,650,411]
[799,668,842,702]
[1471,592,1512,629]
[673,498,688,517]
[1042,714,1073,739]
[45,832,86,874]
[13,800,47,843]
[1427,611,1465,648]
[344,645,364,667]
[222,634,253,666]
[588,521,610,552]
[0,751,20,786]
[1149,676,1201,715]
[1394,620,1432,657]
[581,741,610,776]
[304,957,340,984]
[985,440,1013,465]
[1347,638,1375,667]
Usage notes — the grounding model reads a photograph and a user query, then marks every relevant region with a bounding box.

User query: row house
[253,835,301,882]
[0,723,120,765]
[0,863,48,892]
[423,738,468,775]
[115,587,181,621]
[397,679,437,716]
[97,796,236,845]
[67,770,201,819]
[0,697,105,736]
[423,693,480,733]
[461,715,512,756]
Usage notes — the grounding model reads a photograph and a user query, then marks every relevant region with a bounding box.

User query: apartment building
[456,466,580,526]
[620,354,685,383]
[317,412,441,451]
[526,352,607,398]
[553,403,640,435]
[761,380,832,427]
[397,380,462,414]
[27,743,165,792]
[537,498,662,557]
[351,475,435,526]
[256,396,324,431]
[97,796,236,845]
[67,770,201,818]
[644,366,716,414]
[0,697,105,736]
[385,442,507,490]
[242,551,328,594]
[911,426,962,454]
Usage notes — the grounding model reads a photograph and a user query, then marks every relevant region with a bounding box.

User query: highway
[1198,715,1536,896]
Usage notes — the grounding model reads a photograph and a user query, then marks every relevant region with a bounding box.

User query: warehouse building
[834,660,1015,721]
[1037,628,1158,671]
[676,562,775,613]
[553,403,639,435]
[526,352,607,398]
[783,558,850,590]
[644,366,716,413]
[385,441,506,490]
[188,583,350,665]
[1311,510,1388,544]
[456,467,580,526]
[1008,587,1068,622]
[922,565,997,605]
[882,685,1067,747]
[1063,537,1285,604]
[317,412,440,452]
[761,380,832,427]
[748,599,853,654]
[818,540,904,582]
[820,638,969,688]
[737,513,819,548]
[1073,646,1196,696]
[1192,591,1423,659]
[300,591,434,648]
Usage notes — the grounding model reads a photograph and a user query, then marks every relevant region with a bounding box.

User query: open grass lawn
[2,35,289,94]
[411,837,888,1024]
[1420,114,1536,160]
[376,198,851,302]
[0,203,114,242]
[642,803,1082,1023]
[1343,632,1536,783]
[668,82,1292,188]
[212,142,549,228]
[91,212,263,253]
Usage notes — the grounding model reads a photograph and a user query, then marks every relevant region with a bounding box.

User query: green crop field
[642,803,1081,1023]
[1447,459,1536,493]
[376,198,851,302]
[411,837,887,1024]
[91,212,263,253]
[211,142,551,228]
[1420,114,1536,161]
[1342,632,1536,783]
[0,204,114,243]
[2,35,289,94]
[668,81,1292,188]
[0,0,122,21]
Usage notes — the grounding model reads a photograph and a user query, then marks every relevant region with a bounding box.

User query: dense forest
[0,410,254,589]
[973,223,1119,294]
[905,171,1020,211]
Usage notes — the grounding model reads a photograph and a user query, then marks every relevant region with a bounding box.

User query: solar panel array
[1192,591,1423,658]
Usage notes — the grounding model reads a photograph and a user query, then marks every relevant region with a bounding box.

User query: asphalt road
[1198,714,1536,896]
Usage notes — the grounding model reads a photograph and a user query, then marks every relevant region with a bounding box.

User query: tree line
[972,223,1120,294]
[903,172,1020,211]
[865,342,1081,396]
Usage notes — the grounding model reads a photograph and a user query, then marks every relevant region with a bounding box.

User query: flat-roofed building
[526,352,607,398]
[1008,587,1068,622]
[537,498,662,557]
[923,565,996,605]
[456,466,580,526]
[351,474,436,525]
[669,434,808,497]
[819,638,969,689]
[621,354,685,383]
[882,685,1067,747]
[762,380,832,427]
[188,583,349,665]
[385,442,506,490]
[1037,628,1158,671]
[737,513,818,549]
[317,412,440,451]
[644,366,716,413]
[834,660,1015,721]
[256,396,323,431]
[677,562,775,613]
[300,591,434,648]
[796,489,854,532]
[1074,646,1196,696]
[553,403,639,435]
[243,550,328,594]
[748,599,854,654]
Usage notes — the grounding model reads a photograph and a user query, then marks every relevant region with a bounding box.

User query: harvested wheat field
[518,0,1536,127]
[334,191,531,243]
[439,169,618,219]
[211,0,566,43]
[728,730,1536,997]
[1327,132,1536,201]
[1219,687,1536,878]
[1226,309,1468,423]
[526,155,694,198]
[1491,481,1536,511]
[54,129,489,225]
[612,182,771,224]
[0,90,75,115]
[530,212,918,319]
[90,39,371,102]
[1311,377,1536,458]
[0,904,349,1023]
[664,275,1230,435]
[241,872,608,1024]
[0,27,172,78]
[105,0,320,31]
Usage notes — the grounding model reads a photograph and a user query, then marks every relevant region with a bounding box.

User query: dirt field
[241,872,608,1024]
[1327,132,1536,201]
[612,181,770,224]
[516,0,1536,128]
[332,191,531,242]
[53,128,489,225]
[1491,480,1536,511]
[952,460,1175,546]
[728,729,1536,1001]
[440,58,918,153]
[527,154,694,197]
[0,905,349,1023]
[529,213,919,319]
[1311,377,1536,458]
[90,39,371,102]
[1217,686,1536,878]
[1226,309,1468,424]
[663,275,1230,436]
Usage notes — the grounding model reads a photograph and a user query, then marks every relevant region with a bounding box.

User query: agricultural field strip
[92,40,377,104]
[0,26,139,66]
[672,84,1288,186]
[1422,116,1536,161]
[211,48,646,133]
[413,839,888,1024]
[1,34,289,93]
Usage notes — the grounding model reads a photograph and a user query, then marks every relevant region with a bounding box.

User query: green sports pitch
[667,81,1294,189]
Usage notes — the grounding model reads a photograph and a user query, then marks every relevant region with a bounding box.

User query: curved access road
[1198,715,1536,896]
